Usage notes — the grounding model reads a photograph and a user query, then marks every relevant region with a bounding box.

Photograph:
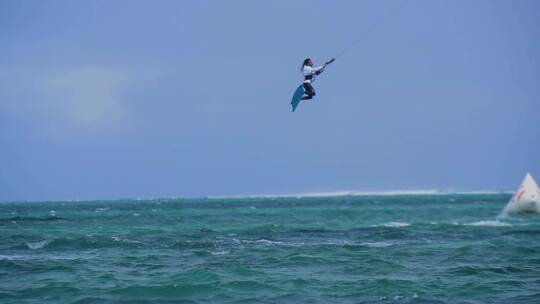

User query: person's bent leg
[302,83,316,100]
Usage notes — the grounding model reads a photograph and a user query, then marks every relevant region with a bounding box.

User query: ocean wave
[503,229,540,236]
[26,240,50,250]
[229,238,396,249]
[382,222,410,228]
[106,282,221,298]
[0,254,26,260]
[447,265,525,276]
[379,293,419,302]
[210,250,230,256]
[359,241,394,248]
[111,236,142,244]
[0,252,95,262]
[465,221,511,227]
[0,216,67,222]
[236,238,397,248]
[241,239,289,246]
[11,236,145,251]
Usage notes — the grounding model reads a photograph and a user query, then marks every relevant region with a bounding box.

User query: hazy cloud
[0,65,159,135]
[46,67,131,128]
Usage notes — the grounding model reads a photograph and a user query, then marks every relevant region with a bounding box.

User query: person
[300,58,335,100]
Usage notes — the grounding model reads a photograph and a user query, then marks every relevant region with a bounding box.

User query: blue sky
[1,0,539,201]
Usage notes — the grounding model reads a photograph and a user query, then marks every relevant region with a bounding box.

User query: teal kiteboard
[290,84,305,112]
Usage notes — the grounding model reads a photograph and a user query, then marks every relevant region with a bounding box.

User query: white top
[302,65,325,83]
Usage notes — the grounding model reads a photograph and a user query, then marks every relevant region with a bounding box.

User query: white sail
[502,173,540,214]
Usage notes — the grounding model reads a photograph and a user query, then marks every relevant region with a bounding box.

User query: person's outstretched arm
[314,59,335,75]
[313,65,325,75]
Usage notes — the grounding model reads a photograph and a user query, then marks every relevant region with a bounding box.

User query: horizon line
[0,189,514,204]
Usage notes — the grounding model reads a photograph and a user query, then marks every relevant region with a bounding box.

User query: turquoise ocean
[1,193,539,303]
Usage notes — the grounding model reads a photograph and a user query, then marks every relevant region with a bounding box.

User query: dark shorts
[303,82,316,97]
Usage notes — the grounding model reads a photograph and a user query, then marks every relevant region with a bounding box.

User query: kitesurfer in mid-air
[301,58,335,100]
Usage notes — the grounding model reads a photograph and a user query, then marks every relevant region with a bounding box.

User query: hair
[300,58,311,71]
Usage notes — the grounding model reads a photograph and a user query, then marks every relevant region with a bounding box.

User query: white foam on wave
[231,238,395,248]
[242,239,287,246]
[465,220,511,227]
[111,236,142,244]
[321,240,351,246]
[1,253,87,261]
[26,240,50,250]
[236,238,307,247]
[210,250,230,256]
[360,241,394,248]
[382,222,410,228]
[0,254,25,260]
[309,240,394,248]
